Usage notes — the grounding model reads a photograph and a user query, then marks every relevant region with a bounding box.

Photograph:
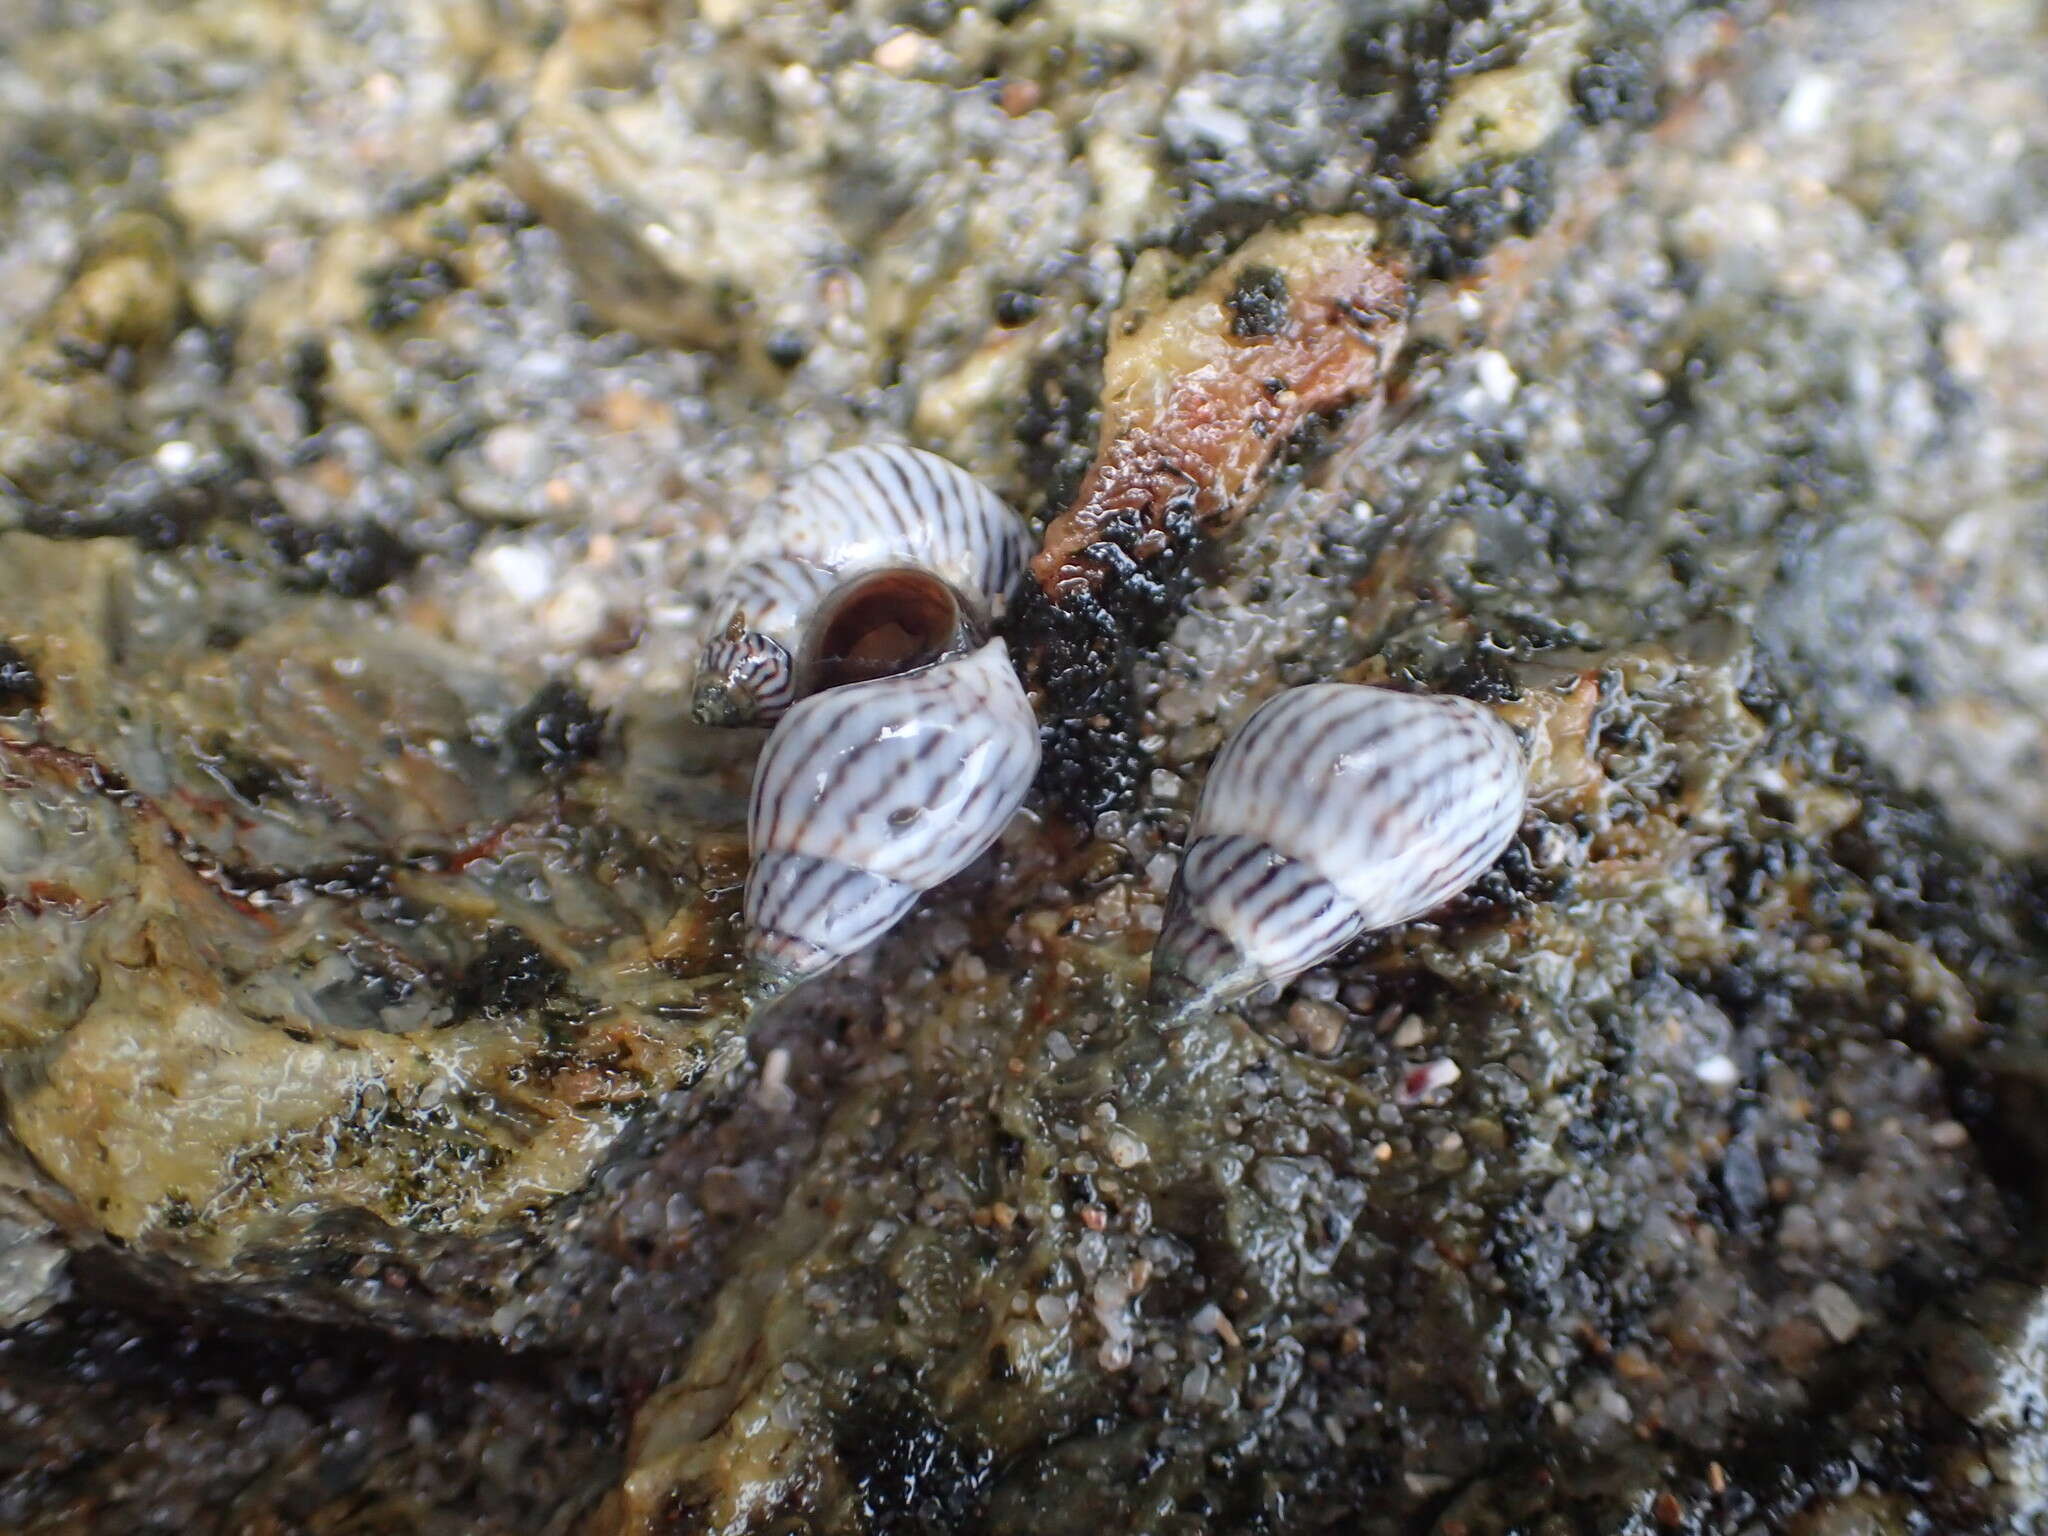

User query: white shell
[745,640,1040,986]
[1153,685,1527,1010]
[694,445,1032,726]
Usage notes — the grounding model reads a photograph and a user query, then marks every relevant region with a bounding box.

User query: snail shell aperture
[795,565,977,696]
[1150,684,1527,1015]
[693,445,1032,727]
[744,639,1041,989]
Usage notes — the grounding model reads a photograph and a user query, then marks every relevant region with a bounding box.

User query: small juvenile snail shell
[693,445,1031,726]
[693,557,838,726]
[1151,684,1527,1015]
[745,639,1040,989]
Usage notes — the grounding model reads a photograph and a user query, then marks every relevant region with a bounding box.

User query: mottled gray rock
[0,1193,67,1328]
[1,0,2046,1532]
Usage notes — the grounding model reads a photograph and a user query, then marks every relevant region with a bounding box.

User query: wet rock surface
[3,0,2048,1531]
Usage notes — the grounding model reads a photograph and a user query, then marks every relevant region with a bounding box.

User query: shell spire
[1150,684,1527,1018]
[744,639,1040,991]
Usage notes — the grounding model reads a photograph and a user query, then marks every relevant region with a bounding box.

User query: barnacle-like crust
[1032,217,1410,597]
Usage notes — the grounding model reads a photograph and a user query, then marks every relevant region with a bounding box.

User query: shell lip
[1145,892,1253,1028]
[792,563,984,698]
[1145,969,1238,1032]
[742,935,827,1001]
[741,952,808,1009]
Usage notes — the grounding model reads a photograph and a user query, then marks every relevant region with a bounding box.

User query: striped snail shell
[745,639,1040,989]
[750,443,1032,604]
[692,445,1032,726]
[693,556,838,727]
[1151,684,1527,1016]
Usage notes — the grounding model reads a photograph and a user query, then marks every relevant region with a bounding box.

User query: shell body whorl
[744,640,1040,987]
[1152,684,1527,1013]
[747,444,1031,613]
[694,445,1031,727]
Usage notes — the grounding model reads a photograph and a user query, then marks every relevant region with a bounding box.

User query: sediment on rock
[1030,217,1410,600]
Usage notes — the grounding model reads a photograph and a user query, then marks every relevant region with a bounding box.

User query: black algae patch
[18,458,421,597]
[1372,153,1559,281]
[449,926,566,1021]
[835,1380,993,1536]
[363,254,461,333]
[1337,8,1463,158]
[0,642,44,709]
[1014,498,1205,821]
[1016,585,1145,820]
[257,509,417,598]
[22,476,222,550]
[1573,44,1660,126]
[1226,265,1290,338]
[505,679,605,773]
